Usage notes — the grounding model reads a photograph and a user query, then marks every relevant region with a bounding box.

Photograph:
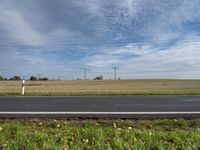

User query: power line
[112,67,119,80]
[1,38,199,48]
[83,66,89,80]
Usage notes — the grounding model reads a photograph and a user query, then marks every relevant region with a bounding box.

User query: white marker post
[22,80,25,96]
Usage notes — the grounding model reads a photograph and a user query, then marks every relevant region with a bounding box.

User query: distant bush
[94,75,103,80]
[30,76,37,81]
[39,77,48,81]
[9,76,21,80]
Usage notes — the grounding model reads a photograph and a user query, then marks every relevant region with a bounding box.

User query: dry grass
[0,79,200,96]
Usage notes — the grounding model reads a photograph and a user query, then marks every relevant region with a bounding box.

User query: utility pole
[37,74,41,79]
[22,76,26,80]
[112,67,119,80]
[83,66,88,80]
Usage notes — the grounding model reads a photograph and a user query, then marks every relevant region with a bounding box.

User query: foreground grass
[1,119,200,149]
[1,79,200,96]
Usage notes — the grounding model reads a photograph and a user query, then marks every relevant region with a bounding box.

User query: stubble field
[0,79,200,96]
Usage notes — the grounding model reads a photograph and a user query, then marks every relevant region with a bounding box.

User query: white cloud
[83,36,200,79]
[86,55,120,67]
[108,43,156,55]
[0,8,46,46]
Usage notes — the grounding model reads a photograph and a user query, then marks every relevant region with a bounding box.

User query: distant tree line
[0,75,48,81]
[0,74,115,81]
[29,76,48,81]
[0,75,5,80]
[0,75,21,80]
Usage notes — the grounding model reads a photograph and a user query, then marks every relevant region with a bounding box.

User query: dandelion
[56,124,60,128]
[3,143,7,147]
[0,126,3,131]
[69,137,75,144]
[83,139,89,143]
[63,122,68,125]
[117,128,122,131]
[95,123,100,126]
[44,144,50,148]
[133,137,137,142]
[149,131,152,136]
[85,139,89,143]
[38,122,43,126]
[128,127,132,130]
[113,123,117,128]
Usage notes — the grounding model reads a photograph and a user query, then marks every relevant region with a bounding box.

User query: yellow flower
[128,127,132,130]
[113,123,117,128]
[63,122,68,125]
[149,131,152,136]
[83,139,89,143]
[95,123,100,126]
[0,127,3,131]
[134,137,137,141]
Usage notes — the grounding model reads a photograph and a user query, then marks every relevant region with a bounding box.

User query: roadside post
[22,80,25,96]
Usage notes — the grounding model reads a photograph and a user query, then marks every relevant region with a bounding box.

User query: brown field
[0,79,200,96]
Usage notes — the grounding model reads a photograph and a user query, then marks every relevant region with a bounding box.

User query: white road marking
[0,112,200,115]
[182,99,200,102]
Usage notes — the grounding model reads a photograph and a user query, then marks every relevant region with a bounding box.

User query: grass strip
[0,119,200,149]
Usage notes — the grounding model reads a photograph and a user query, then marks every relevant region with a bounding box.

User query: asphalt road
[0,96,200,119]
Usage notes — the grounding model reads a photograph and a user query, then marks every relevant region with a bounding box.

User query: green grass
[1,119,200,149]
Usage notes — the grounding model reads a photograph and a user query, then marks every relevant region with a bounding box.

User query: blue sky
[0,0,200,79]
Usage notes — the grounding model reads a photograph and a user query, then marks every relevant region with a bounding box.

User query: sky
[0,0,200,79]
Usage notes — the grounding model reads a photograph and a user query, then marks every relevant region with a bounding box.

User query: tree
[9,76,21,80]
[39,77,48,81]
[94,75,103,80]
[0,75,4,80]
[30,76,37,81]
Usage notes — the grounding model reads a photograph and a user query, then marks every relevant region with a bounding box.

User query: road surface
[0,96,200,119]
